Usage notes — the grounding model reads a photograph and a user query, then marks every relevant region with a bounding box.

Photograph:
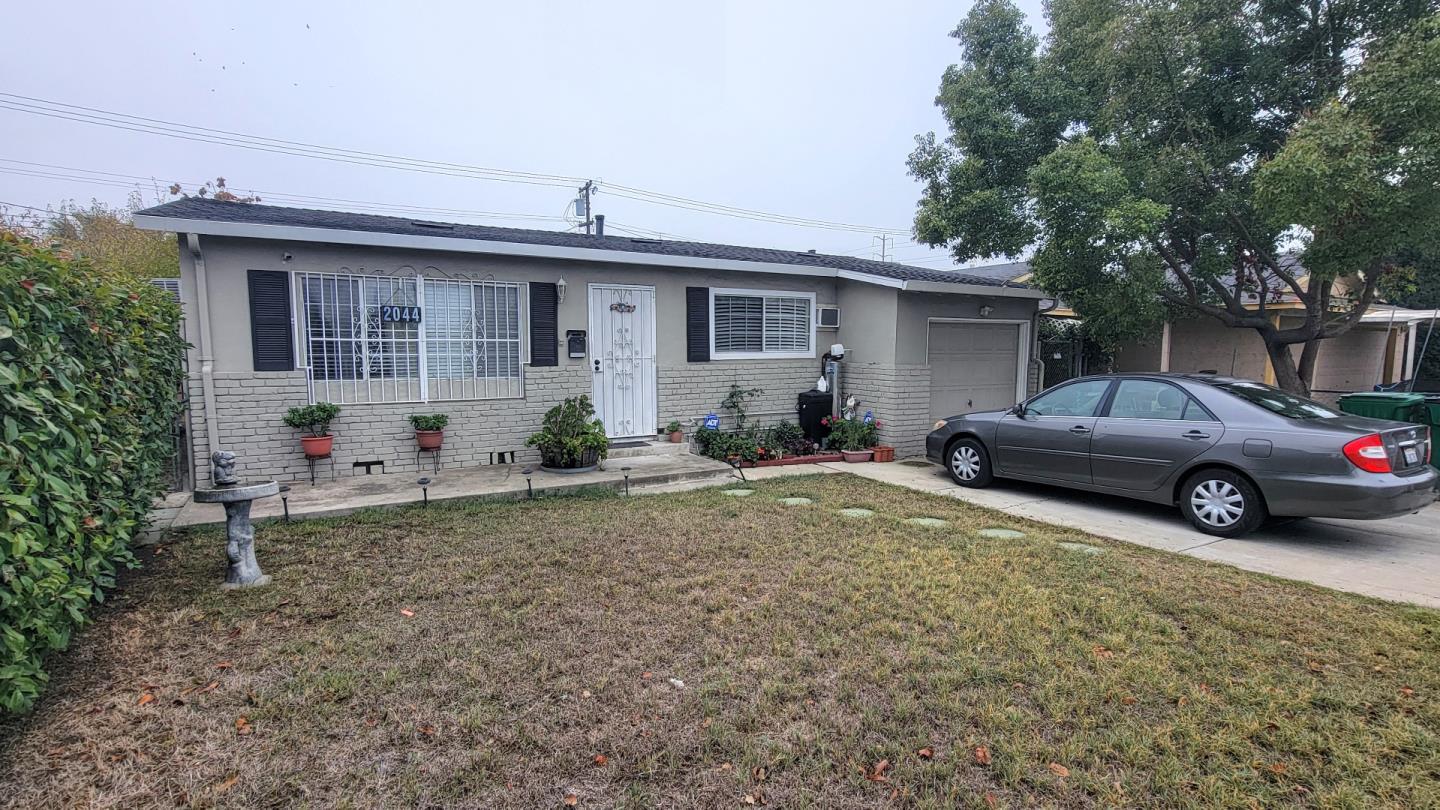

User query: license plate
[1403,446,1420,465]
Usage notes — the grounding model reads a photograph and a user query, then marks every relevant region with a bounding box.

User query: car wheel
[947,438,994,488]
[1180,469,1266,537]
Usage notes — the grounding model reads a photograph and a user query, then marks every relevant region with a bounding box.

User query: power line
[0,93,911,235]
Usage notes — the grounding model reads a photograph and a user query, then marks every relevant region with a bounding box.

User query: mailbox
[566,330,587,359]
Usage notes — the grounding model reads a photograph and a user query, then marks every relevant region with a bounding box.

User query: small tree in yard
[909,0,1440,394]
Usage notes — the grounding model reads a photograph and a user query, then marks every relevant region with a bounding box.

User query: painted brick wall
[658,360,822,432]
[842,362,933,459]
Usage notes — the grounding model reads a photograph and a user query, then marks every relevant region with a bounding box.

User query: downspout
[187,233,222,480]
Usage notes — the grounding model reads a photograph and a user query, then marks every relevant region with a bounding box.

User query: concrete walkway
[737,459,1440,608]
[171,453,736,528]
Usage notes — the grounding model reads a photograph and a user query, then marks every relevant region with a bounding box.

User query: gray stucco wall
[177,234,1040,484]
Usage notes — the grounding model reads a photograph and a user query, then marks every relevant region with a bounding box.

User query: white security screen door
[589,284,657,439]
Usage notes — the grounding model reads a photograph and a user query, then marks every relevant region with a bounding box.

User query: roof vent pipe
[594,214,605,237]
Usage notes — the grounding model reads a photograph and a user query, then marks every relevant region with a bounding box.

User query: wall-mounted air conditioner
[817,305,840,328]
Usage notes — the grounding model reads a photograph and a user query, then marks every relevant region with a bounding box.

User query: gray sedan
[926,373,1436,537]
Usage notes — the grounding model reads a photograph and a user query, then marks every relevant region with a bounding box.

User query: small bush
[824,414,879,451]
[526,395,608,468]
[0,231,186,713]
[409,413,449,431]
[695,426,762,463]
[283,402,341,437]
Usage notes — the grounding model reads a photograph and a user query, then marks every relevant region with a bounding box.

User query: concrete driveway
[744,460,1440,608]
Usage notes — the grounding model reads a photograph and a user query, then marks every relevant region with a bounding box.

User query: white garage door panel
[928,322,1021,420]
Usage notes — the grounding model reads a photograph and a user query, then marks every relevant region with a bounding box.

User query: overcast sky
[1,1,1047,267]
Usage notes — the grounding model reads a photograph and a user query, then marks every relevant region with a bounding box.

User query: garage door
[928,322,1022,420]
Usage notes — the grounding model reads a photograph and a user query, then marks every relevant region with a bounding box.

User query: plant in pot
[665,420,684,443]
[827,415,877,462]
[410,413,449,450]
[283,402,341,457]
[527,395,609,472]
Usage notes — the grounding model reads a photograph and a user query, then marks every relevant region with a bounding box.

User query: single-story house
[134,198,1049,486]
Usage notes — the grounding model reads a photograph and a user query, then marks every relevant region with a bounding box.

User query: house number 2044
[380,305,422,323]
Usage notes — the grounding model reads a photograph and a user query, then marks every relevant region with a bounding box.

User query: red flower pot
[871,445,896,463]
[669,430,684,443]
[415,430,444,450]
[840,449,874,463]
[300,435,334,457]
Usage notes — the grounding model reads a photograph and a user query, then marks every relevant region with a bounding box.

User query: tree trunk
[1262,336,1310,396]
[1297,337,1323,392]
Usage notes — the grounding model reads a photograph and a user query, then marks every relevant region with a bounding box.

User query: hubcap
[951,445,982,481]
[1190,479,1245,528]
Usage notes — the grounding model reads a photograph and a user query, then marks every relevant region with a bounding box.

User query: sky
[0,1,1048,268]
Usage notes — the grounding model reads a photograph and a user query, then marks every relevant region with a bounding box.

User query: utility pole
[873,234,892,262]
[577,180,596,235]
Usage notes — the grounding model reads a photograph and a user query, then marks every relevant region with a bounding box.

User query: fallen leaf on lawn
[593,754,608,766]
[718,762,733,771]
[1048,763,1070,777]
[1092,645,1114,659]
[137,693,155,706]
[213,774,239,794]
[752,766,767,782]
[1307,660,1324,673]
[400,609,416,618]
[581,689,592,698]
[200,681,219,693]
[216,661,233,670]
[640,671,653,680]
[864,759,891,783]
[1121,695,1138,705]
[973,746,992,765]
[563,793,579,806]
[916,746,934,760]
[418,725,436,736]
[984,791,998,808]
[1400,686,1415,697]
[235,716,253,735]
[1268,762,1287,775]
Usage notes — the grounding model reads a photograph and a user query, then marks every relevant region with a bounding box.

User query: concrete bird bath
[193,451,279,589]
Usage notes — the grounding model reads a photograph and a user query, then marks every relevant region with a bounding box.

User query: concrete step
[607,439,689,459]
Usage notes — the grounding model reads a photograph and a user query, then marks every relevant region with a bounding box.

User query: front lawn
[1,474,1437,807]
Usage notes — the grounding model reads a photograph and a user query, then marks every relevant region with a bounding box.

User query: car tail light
[1343,433,1392,473]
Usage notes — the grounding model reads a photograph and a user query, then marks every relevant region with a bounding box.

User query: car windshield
[1216,381,1340,419]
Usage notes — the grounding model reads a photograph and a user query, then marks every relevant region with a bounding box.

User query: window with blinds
[297,272,524,404]
[711,289,815,359]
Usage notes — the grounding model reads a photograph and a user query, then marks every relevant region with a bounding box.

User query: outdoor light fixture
[621,466,632,496]
[417,477,431,507]
[279,485,291,522]
[979,305,995,318]
[556,277,567,303]
[522,467,534,499]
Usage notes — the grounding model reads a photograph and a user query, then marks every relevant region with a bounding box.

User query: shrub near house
[0,231,185,713]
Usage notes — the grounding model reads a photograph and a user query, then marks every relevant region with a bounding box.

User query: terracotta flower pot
[841,449,874,463]
[415,429,444,450]
[300,435,333,457]
[871,445,896,463]
[669,430,684,443]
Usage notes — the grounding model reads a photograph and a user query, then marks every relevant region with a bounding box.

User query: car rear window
[1215,381,1340,419]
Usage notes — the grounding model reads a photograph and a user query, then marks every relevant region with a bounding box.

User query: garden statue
[192,450,280,589]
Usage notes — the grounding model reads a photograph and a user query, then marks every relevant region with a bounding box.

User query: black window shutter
[247,269,294,372]
[686,286,710,362]
[529,282,559,367]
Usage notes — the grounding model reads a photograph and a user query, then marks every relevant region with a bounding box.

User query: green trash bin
[1336,392,1428,423]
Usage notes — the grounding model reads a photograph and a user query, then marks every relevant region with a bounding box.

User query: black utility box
[796,389,833,442]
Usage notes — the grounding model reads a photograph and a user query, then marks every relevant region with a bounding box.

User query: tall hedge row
[0,231,186,713]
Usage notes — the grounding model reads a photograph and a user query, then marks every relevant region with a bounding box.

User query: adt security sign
[702,413,720,430]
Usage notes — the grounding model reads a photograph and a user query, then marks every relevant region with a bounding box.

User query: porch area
[168,450,734,528]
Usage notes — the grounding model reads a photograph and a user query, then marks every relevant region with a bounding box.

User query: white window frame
[289,269,526,404]
[709,287,817,361]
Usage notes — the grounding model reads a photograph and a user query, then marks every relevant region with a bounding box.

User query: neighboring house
[134,198,1049,485]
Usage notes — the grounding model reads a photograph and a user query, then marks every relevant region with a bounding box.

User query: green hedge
[0,231,185,713]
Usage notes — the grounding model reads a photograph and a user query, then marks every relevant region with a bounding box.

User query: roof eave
[135,213,1038,296]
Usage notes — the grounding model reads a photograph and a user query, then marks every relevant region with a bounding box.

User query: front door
[994,378,1114,483]
[589,284,657,439]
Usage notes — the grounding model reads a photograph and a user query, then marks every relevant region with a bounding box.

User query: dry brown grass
[2,474,1438,808]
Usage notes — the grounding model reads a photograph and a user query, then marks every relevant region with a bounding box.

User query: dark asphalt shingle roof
[135,198,1027,288]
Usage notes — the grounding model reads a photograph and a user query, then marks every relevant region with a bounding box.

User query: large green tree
[910,0,1439,394]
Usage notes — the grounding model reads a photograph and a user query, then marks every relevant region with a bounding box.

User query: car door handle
[1069,425,1091,435]
[1182,430,1211,440]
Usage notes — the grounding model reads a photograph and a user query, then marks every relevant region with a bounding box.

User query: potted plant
[826,415,876,463]
[665,419,684,443]
[410,413,449,450]
[527,395,609,473]
[283,402,341,457]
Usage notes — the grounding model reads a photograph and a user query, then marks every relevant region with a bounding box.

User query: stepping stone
[721,489,754,497]
[978,528,1027,540]
[778,497,813,506]
[1058,541,1103,555]
[836,508,874,518]
[902,517,949,528]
